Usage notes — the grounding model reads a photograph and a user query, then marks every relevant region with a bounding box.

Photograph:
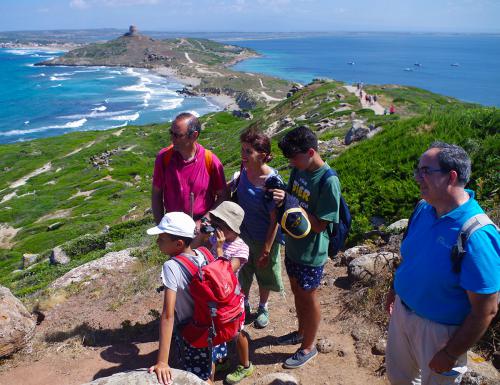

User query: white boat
[404,67,413,72]
[347,61,355,65]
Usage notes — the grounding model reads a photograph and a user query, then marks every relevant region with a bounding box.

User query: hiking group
[147,112,500,385]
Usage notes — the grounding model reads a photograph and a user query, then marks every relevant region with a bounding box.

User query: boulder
[341,245,372,266]
[348,252,398,284]
[254,372,300,385]
[22,253,39,268]
[387,219,409,234]
[81,368,205,385]
[49,246,70,265]
[344,124,369,145]
[0,285,36,357]
[50,248,138,289]
[232,110,253,120]
[47,221,63,231]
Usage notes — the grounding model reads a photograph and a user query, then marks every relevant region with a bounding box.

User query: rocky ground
[0,253,389,385]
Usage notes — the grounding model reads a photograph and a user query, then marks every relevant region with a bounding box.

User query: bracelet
[442,347,459,361]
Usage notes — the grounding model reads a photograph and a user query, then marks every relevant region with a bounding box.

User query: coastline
[13,42,252,111]
[0,42,80,52]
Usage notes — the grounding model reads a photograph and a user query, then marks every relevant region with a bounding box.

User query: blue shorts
[182,341,228,380]
[285,257,324,290]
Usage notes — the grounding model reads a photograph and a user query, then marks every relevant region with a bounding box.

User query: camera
[264,175,287,201]
[200,217,216,234]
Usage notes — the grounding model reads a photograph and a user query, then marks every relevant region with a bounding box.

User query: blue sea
[1,33,499,144]
[227,33,500,107]
[0,48,220,144]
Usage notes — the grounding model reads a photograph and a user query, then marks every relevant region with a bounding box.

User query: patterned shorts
[182,341,228,380]
[285,257,324,290]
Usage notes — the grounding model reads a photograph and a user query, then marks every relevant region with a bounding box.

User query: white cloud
[70,0,89,9]
[70,0,159,9]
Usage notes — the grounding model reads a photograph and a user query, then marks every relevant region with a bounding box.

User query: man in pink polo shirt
[152,112,226,225]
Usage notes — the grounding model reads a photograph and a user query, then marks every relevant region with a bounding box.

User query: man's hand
[271,189,286,207]
[428,348,457,374]
[148,361,173,385]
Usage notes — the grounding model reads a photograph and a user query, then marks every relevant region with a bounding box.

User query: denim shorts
[182,341,228,380]
[285,256,324,290]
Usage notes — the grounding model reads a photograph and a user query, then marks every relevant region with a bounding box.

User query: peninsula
[37,26,293,110]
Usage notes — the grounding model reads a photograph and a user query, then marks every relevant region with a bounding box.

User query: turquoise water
[0,49,219,144]
[227,34,500,107]
[2,34,499,144]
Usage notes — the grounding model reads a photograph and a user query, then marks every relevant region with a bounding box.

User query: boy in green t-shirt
[271,126,341,369]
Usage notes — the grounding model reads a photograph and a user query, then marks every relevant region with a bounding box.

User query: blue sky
[1,0,499,33]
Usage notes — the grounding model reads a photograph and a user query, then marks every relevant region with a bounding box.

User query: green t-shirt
[285,164,341,267]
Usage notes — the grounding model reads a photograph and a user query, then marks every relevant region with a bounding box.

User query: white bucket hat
[209,201,244,234]
[146,211,196,238]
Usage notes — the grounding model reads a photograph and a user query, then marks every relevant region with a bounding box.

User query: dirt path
[344,85,385,115]
[184,52,194,64]
[0,256,387,385]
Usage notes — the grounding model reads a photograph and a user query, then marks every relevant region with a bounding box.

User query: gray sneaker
[275,331,303,346]
[283,347,318,369]
[254,307,269,329]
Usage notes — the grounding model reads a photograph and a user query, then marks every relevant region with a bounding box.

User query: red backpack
[174,247,245,348]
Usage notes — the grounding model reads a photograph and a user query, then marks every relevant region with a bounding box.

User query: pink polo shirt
[152,143,226,219]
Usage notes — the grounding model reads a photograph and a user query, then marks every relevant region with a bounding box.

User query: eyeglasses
[413,166,446,178]
[169,129,188,139]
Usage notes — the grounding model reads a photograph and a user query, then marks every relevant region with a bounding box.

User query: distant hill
[36,27,292,109]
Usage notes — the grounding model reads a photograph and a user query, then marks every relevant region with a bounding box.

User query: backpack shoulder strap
[402,199,425,240]
[455,214,498,256]
[162,145,175,169]
[173,254,200,278]
[319,167,336,191]
[195,246,216,263]
[204,148,214,176]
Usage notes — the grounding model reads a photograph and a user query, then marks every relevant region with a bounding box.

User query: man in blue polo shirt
[385,142,500,385]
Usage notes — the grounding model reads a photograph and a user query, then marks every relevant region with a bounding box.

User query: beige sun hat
[209,201,245,234]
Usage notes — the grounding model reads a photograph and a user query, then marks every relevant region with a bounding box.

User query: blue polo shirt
[395,190,500,325]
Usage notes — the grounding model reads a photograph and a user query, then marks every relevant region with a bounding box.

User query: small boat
[451,63,460,67]
[414,63,422,67]
[404,67,413,72]
[347,61,355,65]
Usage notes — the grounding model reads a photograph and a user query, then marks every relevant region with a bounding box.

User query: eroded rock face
[0,286,36,358]
[81,368,206,385]
[50,248,138,289]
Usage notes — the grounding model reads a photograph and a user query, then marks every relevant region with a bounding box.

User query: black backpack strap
[451,214,499,274]
[319,167,336,191]
[402,199,425,241]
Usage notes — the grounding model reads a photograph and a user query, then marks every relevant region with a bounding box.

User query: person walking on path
[272,126,341,369]
[151,112,226,225]
[385,142,500,385]
[233,128,284,329]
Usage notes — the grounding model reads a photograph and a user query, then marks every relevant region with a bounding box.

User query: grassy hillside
[0,80,498,296]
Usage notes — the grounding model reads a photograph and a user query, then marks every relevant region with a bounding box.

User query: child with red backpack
[147,211,246,384]
[195,201,255,384]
